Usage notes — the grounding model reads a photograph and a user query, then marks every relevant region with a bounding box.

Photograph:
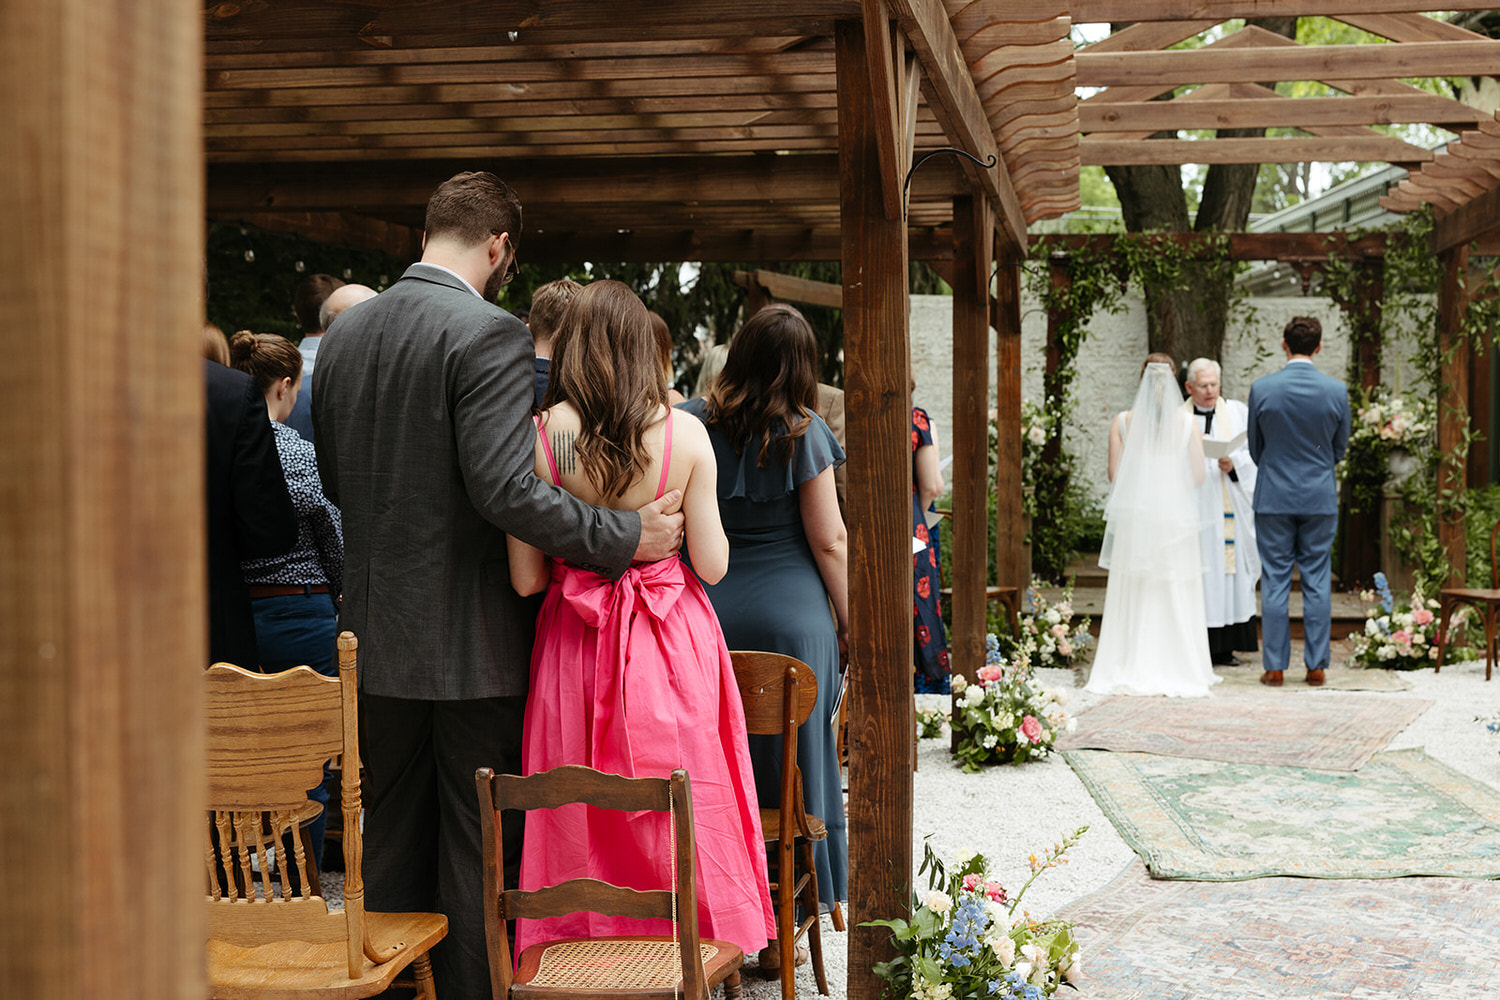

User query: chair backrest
[204,632,372,980]
[476,765,707,1000]
[1490,519,1500,589]
[730,651,819,840]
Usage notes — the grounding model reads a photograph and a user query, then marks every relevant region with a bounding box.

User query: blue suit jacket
[1247,360,1350,515]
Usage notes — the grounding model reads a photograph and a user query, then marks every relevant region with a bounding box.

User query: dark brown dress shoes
[1306,669,1326,687]
[1259,671,1284,687]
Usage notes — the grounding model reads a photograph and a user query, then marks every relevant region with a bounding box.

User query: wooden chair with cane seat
[1436,520,1500,680]
[476,764,744,1000]
[730,651,830,1000]
[205,632,448,999]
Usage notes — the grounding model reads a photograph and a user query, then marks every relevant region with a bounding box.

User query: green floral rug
[1064,747,1500,880]
[1056,693,1430,771]
[1058,861,1500,999]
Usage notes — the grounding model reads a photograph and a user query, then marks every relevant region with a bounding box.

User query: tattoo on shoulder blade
[551,431,576,475]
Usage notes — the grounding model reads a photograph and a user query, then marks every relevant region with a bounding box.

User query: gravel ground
[318,650,1500,999]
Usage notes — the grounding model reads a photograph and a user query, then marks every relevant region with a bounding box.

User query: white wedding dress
[1085,364,1220,698]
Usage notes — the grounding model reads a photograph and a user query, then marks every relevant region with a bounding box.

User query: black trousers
[360,693,526,1000]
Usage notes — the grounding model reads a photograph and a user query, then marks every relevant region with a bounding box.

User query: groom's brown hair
[1283,316,1322,355]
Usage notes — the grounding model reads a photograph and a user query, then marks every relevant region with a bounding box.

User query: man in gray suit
[1247,315,1350,688]
[312,171,684,998]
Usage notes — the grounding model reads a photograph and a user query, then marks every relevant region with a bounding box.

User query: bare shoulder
[671,408,715,459]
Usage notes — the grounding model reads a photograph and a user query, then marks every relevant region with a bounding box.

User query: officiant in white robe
[1185,358,1260,666]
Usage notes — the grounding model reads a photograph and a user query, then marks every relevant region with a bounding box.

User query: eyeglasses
[493,230,519,287]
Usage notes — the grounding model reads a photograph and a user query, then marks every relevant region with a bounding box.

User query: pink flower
[1057,640,1073,657]
[978,664,1003,683]
[1413,609,1434,626]
[962,873,982,892]
[1391,629,1411,645]
[1051,623,1069,638]
[983,881,1008,903]
[1020,715,1043,743]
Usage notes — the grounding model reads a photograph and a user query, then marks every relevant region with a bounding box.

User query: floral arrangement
[1006,579,1091,670]
[949,634,1073,772]
[917,706,949,740]
[1348,572,1454,670]
[1339,386,1434,514]
[864,829,1087,1000]
[1019,400,1058,518]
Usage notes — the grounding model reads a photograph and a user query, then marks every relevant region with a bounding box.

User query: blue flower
[1374,572,1394,615]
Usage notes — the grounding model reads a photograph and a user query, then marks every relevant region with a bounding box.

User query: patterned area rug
[1058,861,1500,1000]
[1056,693,1430,770]
[1063,747,1500,880]
[1212,666,1414,692]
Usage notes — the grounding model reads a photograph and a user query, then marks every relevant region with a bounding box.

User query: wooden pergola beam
[1077,39,1500,88]
[1072,0,1499,21]
[1434,184,1500,253]
[206,0,863,43]
[731,268,845,307]
[1081,135,1433,166]
[886,0,1028,249]
[206,155,968,214]
[1335,11,1493,43]
[1082,94,1490,133]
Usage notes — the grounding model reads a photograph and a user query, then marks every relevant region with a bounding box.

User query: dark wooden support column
[1033,256,1070,581]
[1438,244,1471,588]
[993,247,1025,592]
[1339,257,1384,588]
[950,194,993,690]
[837,20,912,994]
[1468,276,1492,488]
[2,0,203,996]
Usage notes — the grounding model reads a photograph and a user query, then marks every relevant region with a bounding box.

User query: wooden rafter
[887,0,1029,247]
[1082,93,1489,133]
[1077,39,1500,88]
[1080,135,1435,165]
[1071,0,1499,21]
[1334,12,1492,43]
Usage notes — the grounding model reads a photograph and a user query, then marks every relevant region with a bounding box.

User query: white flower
[1020,943,1046,965]
[919,890,952,914]
[951,674,968,694]
[1052,687,1070,706]
[1027,425,1046,446]
[1365,619,1380,637]
[988,931,1015,966]
[1061,951,1082,985]
[964,685,985,707]
[1043,609,1061,626]
[981,734,998,749]
[1066,716,1078,733]
[1012,961,1032,982]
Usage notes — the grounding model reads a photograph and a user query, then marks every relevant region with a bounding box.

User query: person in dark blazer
[1247,315,1351,688]
[203,359,297,667]
[312,170,685,1000]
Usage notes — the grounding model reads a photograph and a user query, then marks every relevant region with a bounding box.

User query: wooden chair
[1436,520,1500,680]
[205,632,448,999]
[730,651,830,1000]
[476,765,744,1000]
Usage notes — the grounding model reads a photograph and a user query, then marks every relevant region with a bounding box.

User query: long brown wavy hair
[702,303,818,467]
[543,280,668,498]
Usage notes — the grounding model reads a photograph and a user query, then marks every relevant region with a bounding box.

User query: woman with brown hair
[228,329,344,862]
[506,280,773,958]
[678,303,849,963]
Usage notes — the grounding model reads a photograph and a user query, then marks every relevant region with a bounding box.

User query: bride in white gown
[1085,359,1221,697]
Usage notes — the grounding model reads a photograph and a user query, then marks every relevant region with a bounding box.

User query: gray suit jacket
[1247,360,1350,516]
[312,263,639,699]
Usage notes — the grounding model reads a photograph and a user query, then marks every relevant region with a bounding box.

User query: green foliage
[1465,485,1500,587]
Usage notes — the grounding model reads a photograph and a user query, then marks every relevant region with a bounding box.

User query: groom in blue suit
[1248,316,1351,687]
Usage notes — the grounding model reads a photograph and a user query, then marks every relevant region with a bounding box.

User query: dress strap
[655,409,673,500]
[534,414,563,486]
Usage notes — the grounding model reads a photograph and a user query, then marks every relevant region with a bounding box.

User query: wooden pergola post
[1338,255,1385,589]
[836,19,913,996]
[949,194,993,686]
[993,246,1025,592]
[1437,243,1471,588]
[2,0,204,996]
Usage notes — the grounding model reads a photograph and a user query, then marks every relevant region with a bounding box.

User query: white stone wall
[908,289,1418,506]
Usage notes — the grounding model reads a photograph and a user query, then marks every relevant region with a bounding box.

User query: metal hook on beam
[902,147,998,216]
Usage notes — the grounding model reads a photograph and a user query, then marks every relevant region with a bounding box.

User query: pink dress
[516,412,775,956]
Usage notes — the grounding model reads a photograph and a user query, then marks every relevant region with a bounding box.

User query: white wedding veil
[1099,363,1210,581]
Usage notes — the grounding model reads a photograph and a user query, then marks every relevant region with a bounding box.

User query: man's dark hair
[1283,315,1322,356]
[293,273,346,334]
[425,171,523,248]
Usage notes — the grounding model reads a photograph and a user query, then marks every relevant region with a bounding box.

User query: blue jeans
[252,591,339,863]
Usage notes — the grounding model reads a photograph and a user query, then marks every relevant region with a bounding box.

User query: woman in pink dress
[506,280,775,957]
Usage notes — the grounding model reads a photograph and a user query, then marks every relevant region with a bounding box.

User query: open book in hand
[1202,431,1246,460]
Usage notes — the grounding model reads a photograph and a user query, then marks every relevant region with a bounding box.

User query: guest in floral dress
[913,404,950,693]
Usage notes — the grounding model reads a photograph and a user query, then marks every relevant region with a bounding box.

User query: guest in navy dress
[677,304,848,958]
[912,404,950,693]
